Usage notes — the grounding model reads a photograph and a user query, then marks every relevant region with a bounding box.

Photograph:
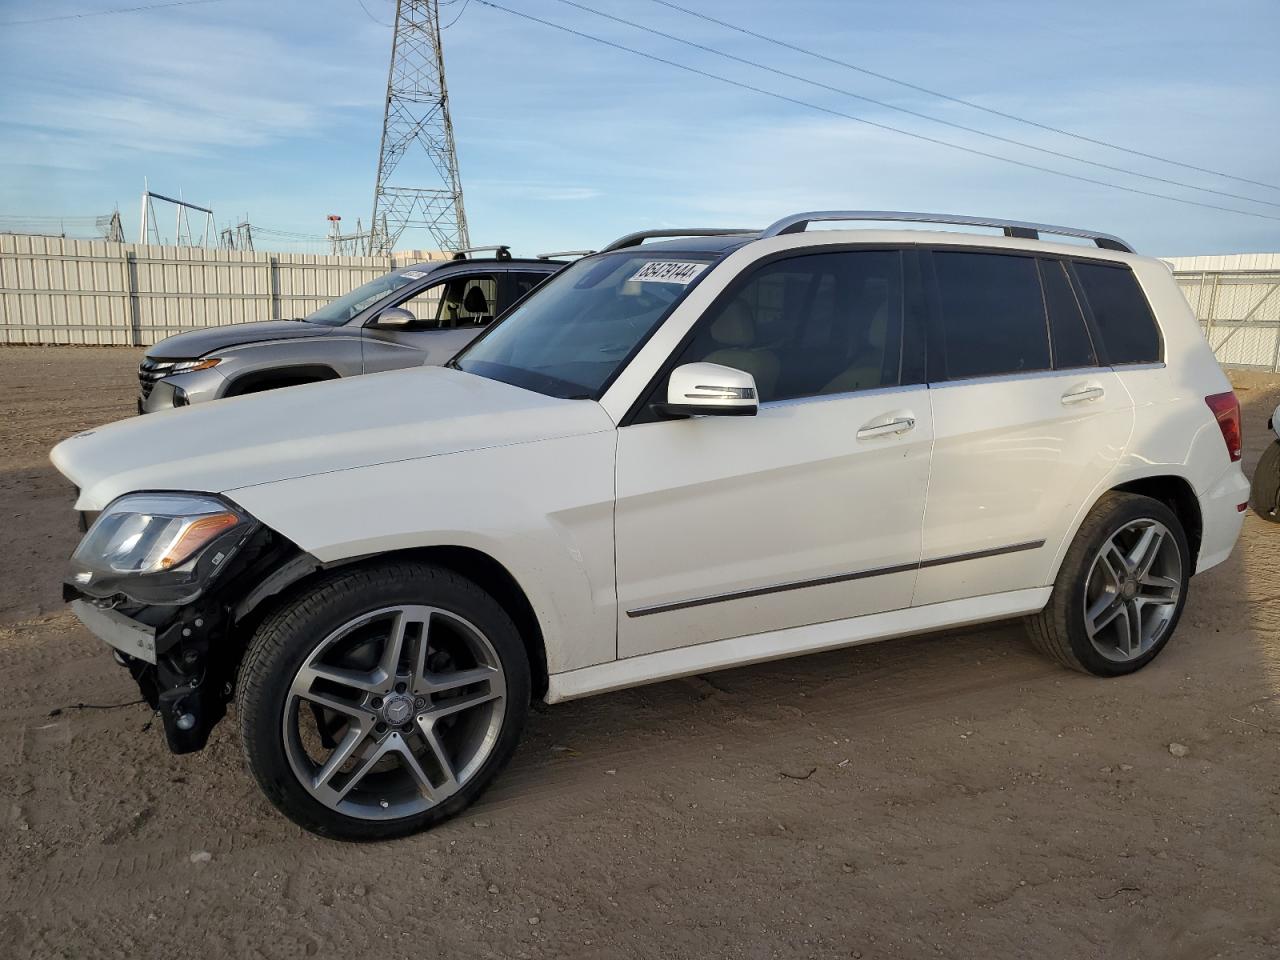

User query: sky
[1,0,1278,257]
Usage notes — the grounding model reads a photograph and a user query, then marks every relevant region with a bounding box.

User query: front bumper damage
[65,528,315,754]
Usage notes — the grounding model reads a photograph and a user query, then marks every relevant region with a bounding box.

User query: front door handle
[1061,385,1105,405]
[856,416,916,440]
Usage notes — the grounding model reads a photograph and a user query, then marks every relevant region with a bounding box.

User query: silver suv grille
[138,357,180,398]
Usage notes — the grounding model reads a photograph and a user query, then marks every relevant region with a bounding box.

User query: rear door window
[1039,259,1097,369]
[1072,261,1162,364]
[931,251,1050,380]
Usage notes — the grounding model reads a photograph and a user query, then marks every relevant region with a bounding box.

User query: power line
[647,0,1280,194]
[472,1,1280,223]
[443,0,473,29]
[553,0,1280,212]
[0,0,225,26]
[355,0,392,28]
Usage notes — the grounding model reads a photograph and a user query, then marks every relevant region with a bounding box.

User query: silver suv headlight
[69,493,255,605]
[167,358,222,375]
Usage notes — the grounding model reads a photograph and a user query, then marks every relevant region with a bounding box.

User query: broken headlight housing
[67,492,256,605]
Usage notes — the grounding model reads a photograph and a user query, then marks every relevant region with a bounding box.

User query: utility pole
[370,0,470,256]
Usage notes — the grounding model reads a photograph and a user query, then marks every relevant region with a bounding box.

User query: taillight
[1205,391,1242,462]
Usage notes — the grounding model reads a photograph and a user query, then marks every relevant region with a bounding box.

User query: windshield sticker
[629,261,707,285]
[398,270,428,280]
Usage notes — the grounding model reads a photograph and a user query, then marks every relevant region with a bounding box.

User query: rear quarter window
[1073,261,1162,364]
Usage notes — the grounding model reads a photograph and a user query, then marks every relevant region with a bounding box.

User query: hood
[146,319,332,359]
[52,366,615,510]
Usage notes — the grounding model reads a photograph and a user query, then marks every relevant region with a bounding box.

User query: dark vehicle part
[1250,440,1280,522]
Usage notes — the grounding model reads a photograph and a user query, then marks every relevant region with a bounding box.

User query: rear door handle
[1061,385,1105,405]
[856,416,916,440]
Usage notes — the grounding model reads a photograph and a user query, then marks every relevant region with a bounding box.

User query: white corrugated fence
[1166,253,1280,372]
[4,234,1280,369]
[0,234,433,346]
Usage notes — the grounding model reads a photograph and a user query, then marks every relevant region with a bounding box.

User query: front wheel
[1026,492,1190,676]
[237,562,530,840]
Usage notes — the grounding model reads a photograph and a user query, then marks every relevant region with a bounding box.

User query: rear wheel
[238,562,530,840]
[1250,440,1280,522]
[1026,492,1190,676]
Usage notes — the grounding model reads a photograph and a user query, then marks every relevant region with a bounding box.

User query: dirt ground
[0,346,1277,960]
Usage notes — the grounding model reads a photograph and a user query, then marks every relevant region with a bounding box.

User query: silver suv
[136,247,565,413]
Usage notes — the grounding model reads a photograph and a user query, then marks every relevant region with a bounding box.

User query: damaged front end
[63,492,312,753]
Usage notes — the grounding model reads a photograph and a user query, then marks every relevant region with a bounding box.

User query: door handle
[856,416,916,440]
[1061,385,1105,405]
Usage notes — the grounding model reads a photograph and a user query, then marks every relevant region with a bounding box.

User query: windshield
[304,269,432,326]
[454,252,718,398]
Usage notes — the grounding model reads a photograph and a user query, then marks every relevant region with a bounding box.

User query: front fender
[213,334,365,398]
[226,431,619,675]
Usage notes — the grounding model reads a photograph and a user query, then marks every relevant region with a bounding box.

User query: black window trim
[619,243,927,428]
[1036,256,1101,372]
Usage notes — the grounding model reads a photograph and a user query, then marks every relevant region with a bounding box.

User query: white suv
[52,211,1248,840]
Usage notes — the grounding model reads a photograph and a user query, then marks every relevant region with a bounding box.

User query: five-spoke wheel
[1027,492,1190,676]
[1083,519,1182,663]
[239,563,529,840]
[284,604,507,820]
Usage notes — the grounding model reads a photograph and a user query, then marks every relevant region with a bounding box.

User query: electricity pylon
[370,0,470,255]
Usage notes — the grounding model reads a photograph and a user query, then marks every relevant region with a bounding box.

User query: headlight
[68,493,255,605]
[168,358,221,375]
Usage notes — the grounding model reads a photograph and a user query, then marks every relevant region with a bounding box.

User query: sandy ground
[0,346,1277,960]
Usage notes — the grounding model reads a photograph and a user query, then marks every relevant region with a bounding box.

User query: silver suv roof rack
[602,228,760,253]
[760,211,1134,253]
[451,245,513,261]
[536,249,596,260]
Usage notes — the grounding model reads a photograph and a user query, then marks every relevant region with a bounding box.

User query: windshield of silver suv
[304,269,429,326]
[454,251,718,399]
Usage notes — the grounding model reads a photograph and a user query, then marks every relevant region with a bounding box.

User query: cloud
[0,13,382,159]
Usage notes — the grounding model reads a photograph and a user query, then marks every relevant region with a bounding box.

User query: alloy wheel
[1083,519,1182,663]
[282,604,506,820]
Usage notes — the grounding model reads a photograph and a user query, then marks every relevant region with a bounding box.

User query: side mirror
[656,362,758,418]
[370,306,415,329]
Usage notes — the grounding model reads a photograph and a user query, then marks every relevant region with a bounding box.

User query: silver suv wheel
[283,604,507,821]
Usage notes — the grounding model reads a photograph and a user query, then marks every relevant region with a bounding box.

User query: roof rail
[536,249,597,260]
[601,228,759,253]
[451,245,513,261]
[760,211,1134,253]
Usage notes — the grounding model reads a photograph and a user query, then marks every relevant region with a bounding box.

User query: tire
[1250,440,1280,523]
[237,561,530,841]
[1026,492,1190,677]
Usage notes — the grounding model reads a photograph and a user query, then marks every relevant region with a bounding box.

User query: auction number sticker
[629,261,707,285]
[399,270,428,280]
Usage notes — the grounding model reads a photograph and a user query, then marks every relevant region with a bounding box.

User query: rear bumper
[1196,465,1250,574]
